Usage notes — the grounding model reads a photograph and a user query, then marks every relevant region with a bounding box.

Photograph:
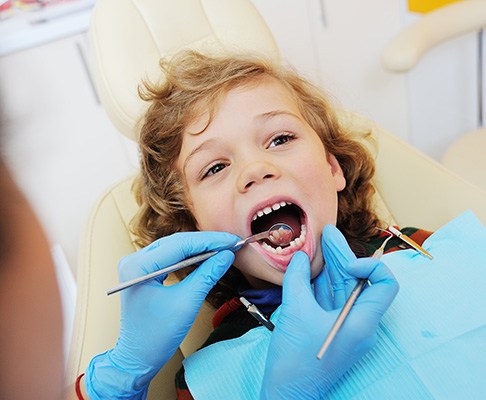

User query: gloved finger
[181,250,235,294]
[321,225,357,266]
[313,266,334,311]
[119,231,239,280]
[348,257,399,316]
[281,251,315,307]
[321,225,357,307]
[326,262,357,309]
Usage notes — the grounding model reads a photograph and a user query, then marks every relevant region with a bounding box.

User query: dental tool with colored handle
[387,226,433,259]
[316,234,393,360]
[106,223,294,296]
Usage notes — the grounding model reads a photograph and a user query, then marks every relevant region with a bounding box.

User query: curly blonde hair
[132,50,382,307]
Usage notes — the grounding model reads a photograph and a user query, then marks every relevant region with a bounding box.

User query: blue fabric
[238,285,281,315]
[184,211,486,400]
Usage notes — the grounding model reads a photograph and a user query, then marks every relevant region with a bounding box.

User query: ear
[327,153,346,192]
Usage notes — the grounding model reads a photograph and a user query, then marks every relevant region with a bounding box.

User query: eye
[268,132,295,148]
[202,162,228,179]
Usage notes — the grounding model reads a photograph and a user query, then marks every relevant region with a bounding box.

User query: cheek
[293,146,329,180]
[187,188,232,231]
[296,157,340,201]
[310,248,325,279]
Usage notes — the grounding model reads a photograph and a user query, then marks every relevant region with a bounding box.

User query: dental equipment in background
[387,226,433,260]
[106,223,294,296]
[316,233,393,360]
[240,296,275,331]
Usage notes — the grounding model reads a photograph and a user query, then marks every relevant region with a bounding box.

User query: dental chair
[382,0,486,191]
[67,0,486,398]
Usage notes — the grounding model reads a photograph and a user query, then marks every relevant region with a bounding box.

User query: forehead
[184,76,300,135]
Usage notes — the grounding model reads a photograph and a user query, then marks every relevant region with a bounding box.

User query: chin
[243,268,285,289]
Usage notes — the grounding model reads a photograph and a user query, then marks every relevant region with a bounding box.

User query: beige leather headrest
[88,0,280,140]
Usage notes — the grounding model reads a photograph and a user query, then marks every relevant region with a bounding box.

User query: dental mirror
[237,223,295,248]
[267,223,295,246]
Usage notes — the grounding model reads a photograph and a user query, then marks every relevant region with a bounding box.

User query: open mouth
[250,201,307,254]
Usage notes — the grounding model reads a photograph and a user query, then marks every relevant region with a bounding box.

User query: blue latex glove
[85,231,238,399]
[261,225,399,399]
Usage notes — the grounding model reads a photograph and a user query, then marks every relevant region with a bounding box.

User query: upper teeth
[253,201,290,220]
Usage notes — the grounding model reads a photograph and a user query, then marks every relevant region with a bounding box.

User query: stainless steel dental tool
[316,234,394,360]
[106,223,294,296]
[240,296,275,331]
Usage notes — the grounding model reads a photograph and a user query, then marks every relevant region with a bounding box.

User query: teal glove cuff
[85,351,150,400]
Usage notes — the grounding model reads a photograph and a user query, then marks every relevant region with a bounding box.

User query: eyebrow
[183,137,219,173]
[256,110,303,122]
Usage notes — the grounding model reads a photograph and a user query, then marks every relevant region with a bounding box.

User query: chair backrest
[89,0,280,140]
[69,1,486,398]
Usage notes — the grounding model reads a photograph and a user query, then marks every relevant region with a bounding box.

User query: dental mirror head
[267,223,294,246]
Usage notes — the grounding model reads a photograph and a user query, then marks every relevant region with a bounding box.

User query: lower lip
[253,227,314,272]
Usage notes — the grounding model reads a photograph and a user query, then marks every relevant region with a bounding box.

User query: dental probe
[106,223,294,296]
[240,297,275,331]
[387,226,433,259]
[316,234,393,360]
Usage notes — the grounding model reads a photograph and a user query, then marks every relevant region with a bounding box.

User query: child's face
[177,77,346,288]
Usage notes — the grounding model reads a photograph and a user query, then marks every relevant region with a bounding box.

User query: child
[131,50,430,398]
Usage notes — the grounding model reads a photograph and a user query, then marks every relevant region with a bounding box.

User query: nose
[236,160,281,192]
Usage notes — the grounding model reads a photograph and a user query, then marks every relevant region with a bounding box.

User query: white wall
[0,34,138,272]
[401,8,479,160]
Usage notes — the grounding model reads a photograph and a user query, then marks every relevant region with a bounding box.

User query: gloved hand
[85,231,238,399]
[260,225,399,399]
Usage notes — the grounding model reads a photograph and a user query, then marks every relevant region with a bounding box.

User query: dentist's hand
[85,231,238,399]
[261,225,399,399]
